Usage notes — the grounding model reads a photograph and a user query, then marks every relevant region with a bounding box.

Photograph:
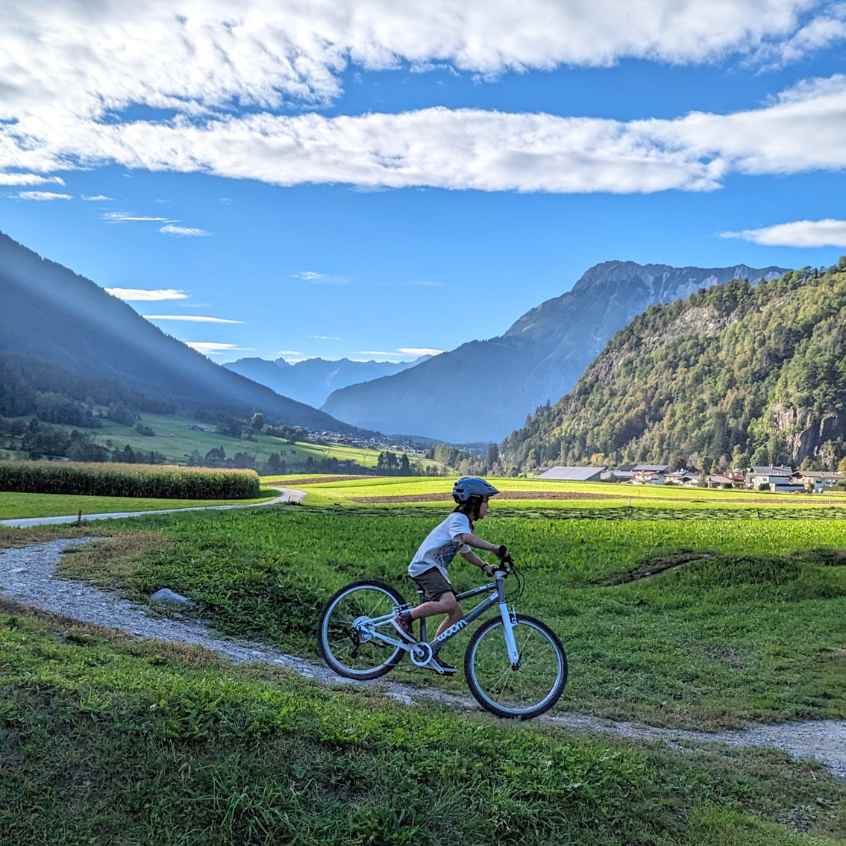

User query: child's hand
[481,563,496,577]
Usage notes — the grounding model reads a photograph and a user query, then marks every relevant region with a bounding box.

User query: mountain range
[499,262,846,472]
[322,261,788,443]
[0,232,363,434]
[224,356,422,408]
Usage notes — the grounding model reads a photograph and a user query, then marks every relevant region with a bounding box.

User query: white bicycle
[317,557,567,719]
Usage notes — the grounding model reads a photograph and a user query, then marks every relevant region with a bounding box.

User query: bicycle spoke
[469,619,563,716]
[320,584,403,677]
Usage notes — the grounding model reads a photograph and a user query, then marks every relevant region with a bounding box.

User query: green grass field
[107,414,446,472]
[2,603,844,845]
[56,505,846,730]
[283,475,846,511]
[5,478,846,844]
[4,412,443,470]
[0,489,277,520]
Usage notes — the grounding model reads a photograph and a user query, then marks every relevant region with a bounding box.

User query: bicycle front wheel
[318,580,406,680]
[465,614,567,719]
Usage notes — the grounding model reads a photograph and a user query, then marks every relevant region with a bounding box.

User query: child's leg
[409,591,462,638]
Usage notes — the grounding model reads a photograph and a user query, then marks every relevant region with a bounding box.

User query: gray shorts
[411,567,454,602]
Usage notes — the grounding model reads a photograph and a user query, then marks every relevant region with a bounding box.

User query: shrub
[0,460,260,499]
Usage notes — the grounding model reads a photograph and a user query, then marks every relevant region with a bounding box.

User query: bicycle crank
[409,642,433,667]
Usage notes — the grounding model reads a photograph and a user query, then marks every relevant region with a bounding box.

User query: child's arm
[456,531,505,558]
[459,547,496,575]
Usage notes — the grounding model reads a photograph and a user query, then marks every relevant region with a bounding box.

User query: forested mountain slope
[323,261,786,442]
[500,262,846,472]
[0,232,362,433]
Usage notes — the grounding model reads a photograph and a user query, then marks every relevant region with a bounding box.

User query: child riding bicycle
[392,476,508,674]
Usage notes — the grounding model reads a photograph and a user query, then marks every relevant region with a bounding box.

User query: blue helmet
[452,476,499,504]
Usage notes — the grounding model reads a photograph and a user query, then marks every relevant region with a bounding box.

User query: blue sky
[2,2,846,366]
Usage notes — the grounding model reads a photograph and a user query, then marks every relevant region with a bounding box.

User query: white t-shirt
[408,512,472,580]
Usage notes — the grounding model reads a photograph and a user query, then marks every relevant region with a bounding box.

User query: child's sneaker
[391,609,416,643]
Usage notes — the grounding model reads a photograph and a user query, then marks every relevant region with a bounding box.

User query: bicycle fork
[499,601,520,669]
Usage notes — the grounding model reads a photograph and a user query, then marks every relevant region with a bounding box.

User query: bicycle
[317,557,567,719]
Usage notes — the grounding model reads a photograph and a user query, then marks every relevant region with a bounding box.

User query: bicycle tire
[464,614,567,719]
[318,579,406,680]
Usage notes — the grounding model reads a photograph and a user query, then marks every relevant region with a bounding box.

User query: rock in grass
[150,588,195,607]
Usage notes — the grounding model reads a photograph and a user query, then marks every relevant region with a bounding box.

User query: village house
[631,464,669,485]
[799,471,845,493]
[746,465,802,492]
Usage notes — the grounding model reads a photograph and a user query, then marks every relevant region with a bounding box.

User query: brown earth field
[349,490,837,504]
[279,475,373,485]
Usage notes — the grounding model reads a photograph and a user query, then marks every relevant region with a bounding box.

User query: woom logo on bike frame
[433,618,468,644]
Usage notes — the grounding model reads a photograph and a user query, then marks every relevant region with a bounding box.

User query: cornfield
[0,461,260,500]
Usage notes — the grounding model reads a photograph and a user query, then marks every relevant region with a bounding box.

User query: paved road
[0,486,305,529]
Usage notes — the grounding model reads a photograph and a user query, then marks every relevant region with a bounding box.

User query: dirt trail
[1,538,844,780]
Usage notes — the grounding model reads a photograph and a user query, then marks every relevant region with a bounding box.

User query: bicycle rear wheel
[318,580,406,680]
[464,614,567,719]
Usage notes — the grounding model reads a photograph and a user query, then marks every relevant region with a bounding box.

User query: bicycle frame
[361,571,520,666]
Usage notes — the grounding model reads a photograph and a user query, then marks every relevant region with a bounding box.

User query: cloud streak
[106,288,189,301]
[143,314,242,324]
[0,173,64,186]
[722,218,846,247]
[16,191,71,201]
[291,271,350,284]
[160,224,210,237]
[103,212,175,223]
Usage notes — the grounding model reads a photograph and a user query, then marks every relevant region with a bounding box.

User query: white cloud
[185,341,241,354]
[106,288,189,301]
[81,194,112,201]
[291,271,350,284]
[407,280,446,288]
[160,224,210,237]
[722,218,846,247]
[103,212,175,223]
[0,173,64,186]
[358,351,406,359]
[0,0,820,138]
[16,191,72,201]
[397,347,444,356]
[310,335,342,341]
[2,4,846,196]
[143,314,242,324]
[751,3,846,68]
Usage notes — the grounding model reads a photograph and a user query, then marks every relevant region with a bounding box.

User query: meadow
[56,503,846,730]
[265,474,846,517]
[0,489,277,520]
[3,603,844,845]
[90,412,438,469]
[3,475,846,843]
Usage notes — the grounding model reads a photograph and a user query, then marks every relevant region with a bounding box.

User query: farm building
[746,466,795,490]
[799,471,845,493]
[537,466,606,482]
[632,464,669,484]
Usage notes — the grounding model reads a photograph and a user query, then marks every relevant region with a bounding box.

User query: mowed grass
[0,489,277,520]
[2,605,844,846]
[58,506,846,729]
[285,475,846,511]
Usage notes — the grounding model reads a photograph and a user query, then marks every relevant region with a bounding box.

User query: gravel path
[1,537,844,780]
[0,486,305,528]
